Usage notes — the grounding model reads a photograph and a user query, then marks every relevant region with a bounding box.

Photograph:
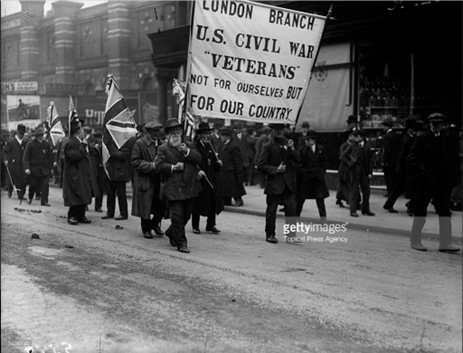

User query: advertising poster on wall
[5,95,41,131]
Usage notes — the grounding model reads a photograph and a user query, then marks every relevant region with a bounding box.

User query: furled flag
[172,78,196,141]
[102,75,137,179]
[68,95,79,137]
[47,101,65,146]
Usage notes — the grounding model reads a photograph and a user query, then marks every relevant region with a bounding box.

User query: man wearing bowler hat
[407,113,460,252]
[257,123,301,243]
[295,120,311,150]
[23,126,53,206]
[155,118,202,253]
[132,121,167,239]
[3,123,27,199]
[63,118,99,225]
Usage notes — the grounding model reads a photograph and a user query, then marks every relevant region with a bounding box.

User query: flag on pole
[173,78,196,140]
[68,95,79,137]
[102,75,137,179]
[47,101,65,146]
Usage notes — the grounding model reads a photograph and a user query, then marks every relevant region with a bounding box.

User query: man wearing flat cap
[3,123,27,199]
[131,121,167,239]
[257,123,301,243]
[406,113,460,252]
[155,118,202,253]
[217,126,246,207]
[23,126,53,205]
[63,118,99,224]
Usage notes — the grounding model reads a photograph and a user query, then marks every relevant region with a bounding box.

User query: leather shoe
[336,199,345,208]
[438,245,461,253]
[115,215,128,220]
[192,228,201,234]
[165,228,177,247]
[67,217,78,225]
[153,226,164,236]
[411,243,427,251]
[206,226,220,233]
[144,232,154,239]
[362,211,375,216]
[102,214,114,219]
[383,206,398,213]
[41,203,51,207]
[178,246,190,253]
[27,197,32,204]
[266,236,278,244]
[77,216,91,224]
[350,212,359,217]
[234,200,244,207]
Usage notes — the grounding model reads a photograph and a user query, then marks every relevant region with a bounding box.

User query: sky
[1,0,107,17]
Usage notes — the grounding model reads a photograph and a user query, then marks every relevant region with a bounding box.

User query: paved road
[1,188,462,353]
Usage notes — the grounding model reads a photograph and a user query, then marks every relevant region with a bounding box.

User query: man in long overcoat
[191,122,224,234]
[63,119,99,225]
[406,113,460,252]
[217,127,246,206]
[3,124,27,199]
[296,130,329,220]
[155,118,202,253]
[131,121,167,239]
[257,123,301,243]
[23,126,53,206]
[88,128,105,212]
[381,118,402,196]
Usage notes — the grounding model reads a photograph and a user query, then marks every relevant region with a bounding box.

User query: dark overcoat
[192,140,224,216]
[256,138,301,195]
[382,130,402,168]
[106,144,131,182]
[217,138,246,198]
[131,135,161,219]
[63,136,99,206]
[23,139,53,177]
[297,144,329,199]
[396,132,417,199]
[155,141,202,201]
[2,137,27,189]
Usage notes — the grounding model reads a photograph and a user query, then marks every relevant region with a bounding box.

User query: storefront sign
[187,0,327,124]
[1,81,38,93]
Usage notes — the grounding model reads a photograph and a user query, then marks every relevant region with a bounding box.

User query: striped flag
[68,95,79,137]
[47,101,65,146]
[172,78,196,140]
[102,75,137,179]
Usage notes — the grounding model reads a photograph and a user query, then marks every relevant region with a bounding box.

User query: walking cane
[4,163,23,203]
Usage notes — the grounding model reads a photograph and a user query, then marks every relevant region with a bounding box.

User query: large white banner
[187,0,327,124]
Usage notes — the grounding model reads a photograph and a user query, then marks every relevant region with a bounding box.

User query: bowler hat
[306,130,317,139]
[428,113,447,123]
[268,123,286,130]
[196,122,212,133]
[301,121,310,128]
[145,121,163,130]
[219,127,232,136]
[34,127,44,136]
[17,124,26,134]
[164,118,182,133]
[346,115,357,124]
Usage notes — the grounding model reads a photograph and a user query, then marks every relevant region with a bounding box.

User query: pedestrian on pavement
[383,117,417,214]
[406,113,460,252]
[217,127,246,207]
[23,126,53,206]
[235,124,250,187]
[132,121,167,239]
[340,130,375,217]
[295,120,311,150]
[63,119,99,225]
[257,123,301,243]
[155,118,202,253]
[381,118,402,197]
[246,127,259,186]
[102,135,131,221]
[191,122,224,234]
[210,123,223,152]
[337,115,359,207]
[296,130,329,221]
[2,123,27,199]
[88,128,106,213]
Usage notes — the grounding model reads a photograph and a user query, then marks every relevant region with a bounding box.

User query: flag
[47,101,65,146]
[68,95,79,137]
[102,75,137,179]
[172,78,196,140]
